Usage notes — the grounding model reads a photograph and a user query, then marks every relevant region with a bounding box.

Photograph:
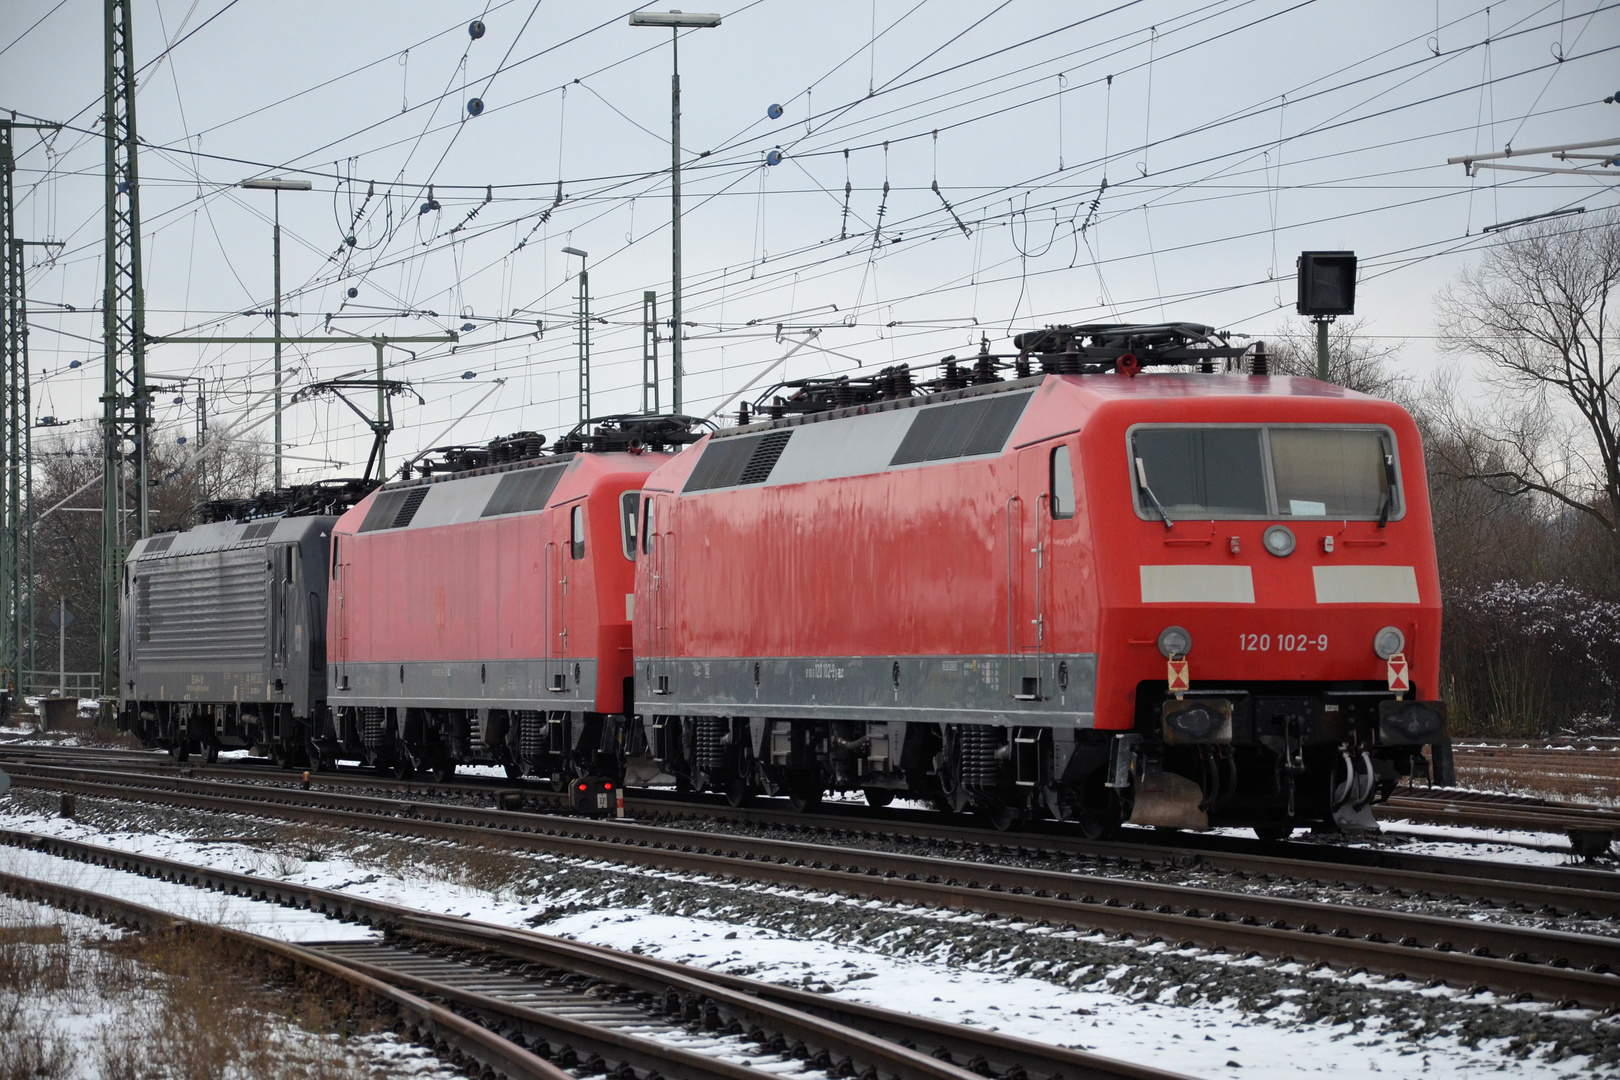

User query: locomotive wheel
[271,742,294,770]
[169,740,190,764]
[202,741,220,766]
[1076,808,1121,841]
[503,763,524,781]
[979,804,1022,832]
[724,777,753,808]
[305,739,330,772]
[429,760,455,784]
[787,786,823,813]
[863,788,895,809]
[392,758,416,780]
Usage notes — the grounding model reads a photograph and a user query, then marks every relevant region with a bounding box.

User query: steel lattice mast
[1,117,56,700]
[101,0,149,702]
[0,121,25,698]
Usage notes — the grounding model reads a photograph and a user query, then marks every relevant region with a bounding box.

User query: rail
[6,760,1620,1008]
[0,828,1187,1080]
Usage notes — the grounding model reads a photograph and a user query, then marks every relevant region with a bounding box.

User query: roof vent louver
[890,391,1032,466]
[392,487,429,529]
[481,463,566,517]
[358,489,409,532]
[737,430,792,485]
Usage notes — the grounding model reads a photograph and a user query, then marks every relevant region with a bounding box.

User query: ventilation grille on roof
[738,430,792,485]
[358,489,409,532]
[142,534,177,557]
[392,487,429,528]
[240,521,280,541]
[684,429,794,492]
[481,463,565,518]
[889,391,1032,466]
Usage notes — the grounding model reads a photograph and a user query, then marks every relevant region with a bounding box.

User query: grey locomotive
[118,482,371,765]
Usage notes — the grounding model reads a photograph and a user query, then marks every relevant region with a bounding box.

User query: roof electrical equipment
[1296,251,1357,317]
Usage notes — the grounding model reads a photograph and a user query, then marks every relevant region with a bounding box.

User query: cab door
[1009,451,1049,699]
[645,494,675,698]
[331,535,347,685]
[270,544,293,675]
[543,539,561,693]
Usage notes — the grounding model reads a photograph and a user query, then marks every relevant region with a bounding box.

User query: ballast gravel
[1,787,1615,1077]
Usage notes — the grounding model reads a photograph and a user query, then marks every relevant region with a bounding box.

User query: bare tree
[1266,316,1410,401]
[1435,210,1620,543]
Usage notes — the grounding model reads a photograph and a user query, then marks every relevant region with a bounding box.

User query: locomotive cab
[1095,411,1450,836]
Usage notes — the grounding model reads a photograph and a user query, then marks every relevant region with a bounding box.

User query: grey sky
[2,0,1615,481]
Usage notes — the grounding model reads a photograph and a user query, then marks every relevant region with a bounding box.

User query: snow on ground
[0,802,1607,1079]
[0,890,460,1080]
[0,844,379,944]
[1369,820,1603,864]
[1206,820,1599,867]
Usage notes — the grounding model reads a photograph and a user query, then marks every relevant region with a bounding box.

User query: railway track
[6,743,1617,908]
[1380,787,1620,853]
[5,759,1620,1009]
[0,828,1185,1080]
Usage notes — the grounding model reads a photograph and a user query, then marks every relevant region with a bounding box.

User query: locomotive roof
[662,372,1403,498]
[336,446,668,535]
[374,450,579,492]
[709,370,1385,442]
[128,513,334,563]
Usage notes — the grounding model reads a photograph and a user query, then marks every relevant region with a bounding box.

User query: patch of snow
[0,807,1607,1078]
[0,843,379,944]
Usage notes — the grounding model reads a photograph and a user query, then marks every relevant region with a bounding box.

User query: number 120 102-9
[1239,633,1327,652]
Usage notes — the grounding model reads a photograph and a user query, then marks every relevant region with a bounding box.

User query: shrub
[1442,580,1620,736]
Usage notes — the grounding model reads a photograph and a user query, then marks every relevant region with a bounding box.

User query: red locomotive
[631,325,1451,836]
[325,418,703,785]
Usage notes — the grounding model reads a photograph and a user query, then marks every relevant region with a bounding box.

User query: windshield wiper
[1377,450,1396,529]
[1135,457,1174,529]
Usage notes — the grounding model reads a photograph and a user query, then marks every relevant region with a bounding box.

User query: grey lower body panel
[634,653,1096,727]
[125,664,311,716]
[332,658,601,714]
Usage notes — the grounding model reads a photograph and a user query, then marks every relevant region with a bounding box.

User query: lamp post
[629,9,721,415]
[239,177,312,488]
[562,246,590,424]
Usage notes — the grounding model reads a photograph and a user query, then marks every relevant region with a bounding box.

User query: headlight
[1373,626,1405,659]
[1157,625,1192,658]
[1263,524,1295,557]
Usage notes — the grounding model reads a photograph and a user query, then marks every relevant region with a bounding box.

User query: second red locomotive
[326,417,703,785]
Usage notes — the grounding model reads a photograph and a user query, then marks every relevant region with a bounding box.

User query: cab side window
[571,505,586,560]
[1051,444,1076,519]
[641,499,656,555]
[620,491,640,561]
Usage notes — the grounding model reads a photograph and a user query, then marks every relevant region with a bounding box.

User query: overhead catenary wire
[12,0,1615,469]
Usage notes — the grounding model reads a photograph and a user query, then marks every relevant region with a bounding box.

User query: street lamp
[562,247,590,424]
[239,176,312,488]
[629,9,722,416]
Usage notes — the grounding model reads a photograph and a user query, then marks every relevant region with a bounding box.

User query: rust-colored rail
[6,762,1620,1008]
[0,828,1185,1080]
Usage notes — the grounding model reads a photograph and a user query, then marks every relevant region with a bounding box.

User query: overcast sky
[2,0,1615,482]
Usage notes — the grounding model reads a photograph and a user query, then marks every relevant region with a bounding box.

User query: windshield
[1131,425,1398,520]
